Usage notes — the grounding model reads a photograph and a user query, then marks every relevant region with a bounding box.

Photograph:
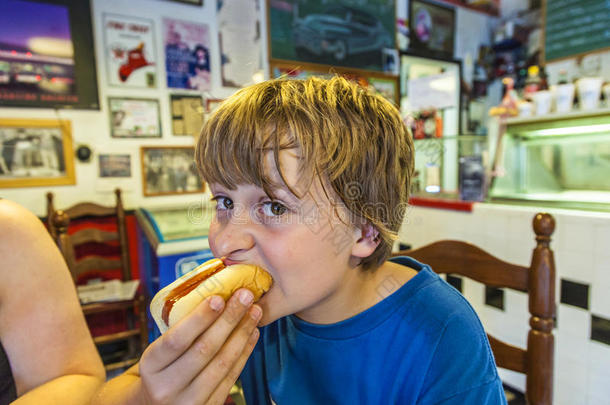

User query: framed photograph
[140,146,205,196]
[163,18,210,90]
[0,119,75,188]
[0,0,99,109]
[165,0,203,5]
[206,98,225,114]
[99,154,131,178]
[270,61,399,105]
[109,97,161,138]
[103,14,157,88]
[409,0,455,60]
[170,94,204,136]
[268,0,396,72]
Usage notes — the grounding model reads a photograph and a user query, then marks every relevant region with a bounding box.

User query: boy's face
[208,149,364,326]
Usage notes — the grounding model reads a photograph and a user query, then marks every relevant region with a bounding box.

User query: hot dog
[150,258,273,333]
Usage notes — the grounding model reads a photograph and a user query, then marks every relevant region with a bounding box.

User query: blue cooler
[136,206,215,340]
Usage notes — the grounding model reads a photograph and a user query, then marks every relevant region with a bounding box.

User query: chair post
[52,210,77,281]
[46,192,56,239]
[527,213,556,405]
[115,188,132,281]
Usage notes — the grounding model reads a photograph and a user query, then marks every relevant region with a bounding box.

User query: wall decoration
[0,119,75,188]
[140,146,205,196]
[170,94,204,136]
[206,98,225,113]
[408,0,455,60]
[163,18,210,91]
[99,154,131,178]
[218,0,263,87]
[108,97,161,138]
[103,14,157,88]
[0,0,99,109]
[166,0,203,5]
[270,61,399,105]
[268,0,396,72]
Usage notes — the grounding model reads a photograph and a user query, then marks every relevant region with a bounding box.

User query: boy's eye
[262,201,287,216]
[212,196,233,210]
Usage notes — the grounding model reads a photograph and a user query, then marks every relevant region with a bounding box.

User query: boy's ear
[351,223,381,259]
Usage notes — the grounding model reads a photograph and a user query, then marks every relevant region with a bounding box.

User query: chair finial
[533,213,555,238]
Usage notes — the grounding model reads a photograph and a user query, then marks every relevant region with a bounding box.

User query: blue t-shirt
[240,256,507,404]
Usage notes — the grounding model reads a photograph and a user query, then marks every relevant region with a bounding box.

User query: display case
[489,109,610,211]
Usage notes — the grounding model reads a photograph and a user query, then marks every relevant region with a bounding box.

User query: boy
[196,77,507,404]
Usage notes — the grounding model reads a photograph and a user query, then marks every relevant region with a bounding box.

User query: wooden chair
[392,212,555,405]
[47,189,148,372]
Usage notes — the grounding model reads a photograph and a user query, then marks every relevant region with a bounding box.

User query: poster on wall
[0,0,99,109]
[108,97,162,138]
[268,0,396,72]
[140,146,205,196]
[163,18,211,91]
[408,0,455,59]
[0,119,75,188]
[103,14,157,88]
[217,0,263,87]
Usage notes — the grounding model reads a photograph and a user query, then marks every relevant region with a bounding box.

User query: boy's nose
[212,209,256,258]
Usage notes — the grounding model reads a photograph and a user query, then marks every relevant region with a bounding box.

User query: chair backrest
[393,212,555,405]
[49,188,131,282]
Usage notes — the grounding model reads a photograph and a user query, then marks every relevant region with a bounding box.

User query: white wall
[399,203,610,403]
[0,0,266,216]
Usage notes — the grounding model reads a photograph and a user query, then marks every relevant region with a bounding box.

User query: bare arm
[0,200,105,404]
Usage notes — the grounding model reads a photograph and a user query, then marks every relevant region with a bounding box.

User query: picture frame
[408,0,456,60]
[140,146,205,196]
[170,94,204,136]
[206,98,225,113]
[0,119,75,188]
[99,154,131,178]
[103,13,158,88]
[0,0,99,109]
[267,0,396,72]
[269,60,400,106]
[109,97,162,138]
[165,0,203,5]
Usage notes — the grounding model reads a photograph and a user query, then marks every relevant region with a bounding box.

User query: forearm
[91,365,145,405]
[12,374,104,405]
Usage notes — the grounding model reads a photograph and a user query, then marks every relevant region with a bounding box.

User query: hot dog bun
[150,259,273,333]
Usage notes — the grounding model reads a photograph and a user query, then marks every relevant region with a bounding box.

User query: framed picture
[109,97,161,138]
[270,61,399,105]
[408,0,456,60]
[103,14,157,88]
[165,0,203,5]
[170,94,204,136]
[0,0,99,109]
[163,18,210,90]
[99,154,131,178]
[206,98,225,113]
[0,119,75,188]
[140,146,205,196]
[268,0,396,72]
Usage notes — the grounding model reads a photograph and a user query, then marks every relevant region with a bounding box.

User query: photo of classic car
[292,5,392,62]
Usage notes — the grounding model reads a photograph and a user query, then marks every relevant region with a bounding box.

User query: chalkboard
[544,0,610,62]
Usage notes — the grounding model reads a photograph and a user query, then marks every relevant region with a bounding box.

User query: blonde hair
[196,76,414,271]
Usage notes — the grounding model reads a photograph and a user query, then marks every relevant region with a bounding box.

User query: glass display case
[489,109,610,211]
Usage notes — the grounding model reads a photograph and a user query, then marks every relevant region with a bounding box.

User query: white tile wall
[398,203,610,403]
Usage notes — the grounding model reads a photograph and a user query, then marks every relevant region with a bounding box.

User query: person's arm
[0,200,106,404]
[92,288,262,405]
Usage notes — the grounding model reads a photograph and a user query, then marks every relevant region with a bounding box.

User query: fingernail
[239,289,254,306]
[209,295,224,312]
[250,328,260,342]
[250,305,262,321]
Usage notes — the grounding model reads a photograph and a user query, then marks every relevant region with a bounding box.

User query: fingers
[159,289,258,385]
[142,295,225,374]
[184,310,261,405]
